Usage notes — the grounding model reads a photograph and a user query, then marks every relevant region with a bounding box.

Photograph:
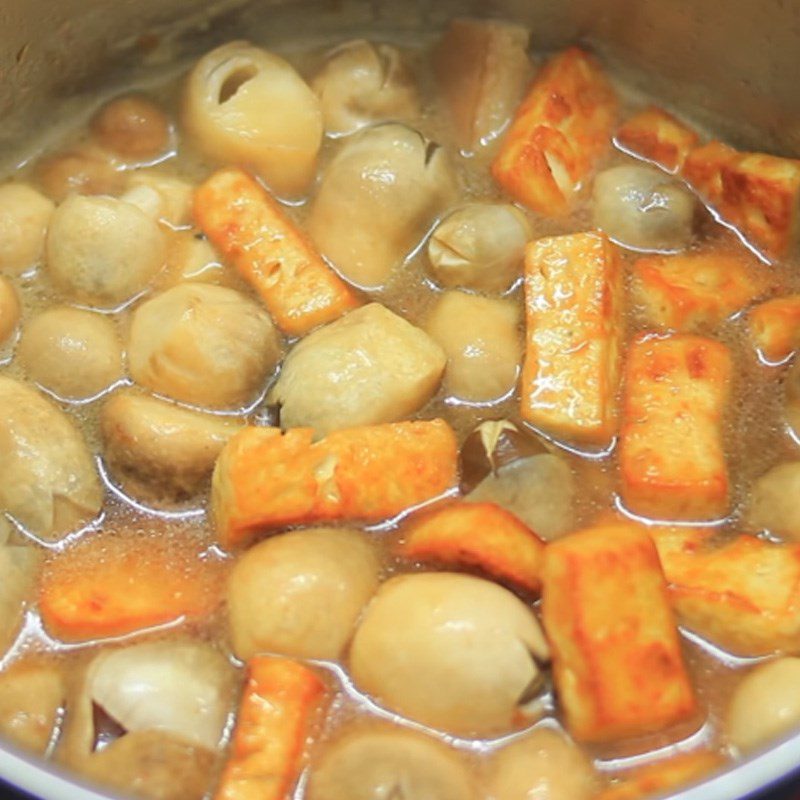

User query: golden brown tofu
[619,334,731,521]
[597,750,724,800]
[747,294,800,363]
[492,47,617,216]
[684,143,800,259]
[615,106,700,173]
[542,523,696,742]
[633,251,764,332]
[650,526,800,656]
[211,420,459,547]
[682,141,738,204]
[521,232,624,445]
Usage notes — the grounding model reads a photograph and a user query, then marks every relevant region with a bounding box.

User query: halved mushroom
[424,291,522,403]
[85,640,234,751]
[46,194,166,308]
[349,572,549,736]
[0,544,40,657]
[269,303,445,435]
[433,18,531,151]
[128,283,280,410]
[0,661,64,754]
[307,123,458,289]
[100,390,243,503]
[427,203,530,293]
[726,658,800,753]
[592,165,695,252]
[0,183,55,274]
[461,420,575,540]
[306,723,477,800]
[227,527,380,660]
[80,731,215,800]
[745,461,800,540]
[485,727,597,800]
[0,377,102,539]
[311,39,419,136]
[183,41,323,197]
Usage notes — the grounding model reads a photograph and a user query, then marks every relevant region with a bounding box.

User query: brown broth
[0,26,798,800]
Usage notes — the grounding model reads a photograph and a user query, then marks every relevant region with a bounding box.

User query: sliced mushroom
[592,165,695,252]
[306,723,477,800]
[183,41,322,197]
[433,18,530,151]
[745,461,800,540]
[269,302,445,435]
[307,123,458,289]
[311,39,419,136]
[349,572,549,736]
[227,527,380,660]
[427,203,530,293]
[0,377,102,539]
[85,640,234,751]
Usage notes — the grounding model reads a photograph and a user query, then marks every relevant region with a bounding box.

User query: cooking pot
[1,0,799,797]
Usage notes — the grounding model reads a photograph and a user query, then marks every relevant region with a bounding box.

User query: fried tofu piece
[492,47,617,216]
[682,141,738,203]
[397,501,546,594]
[39,535,221,642]
[633,251,763,332]
[615,106,700,173]
[212,420,459,547]
[542,523,696,742]
[650,526,800,656]
[597,750,724,800]
[619,334,731,521]
[684,143,800,259]
[215,656,327,800]
[747,294,800,363]
[521,232,623,445]
[194,167,360,336]
[434,18,531,151]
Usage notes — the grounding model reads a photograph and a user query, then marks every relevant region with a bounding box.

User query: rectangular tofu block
[212,420,459,547]
[492,47,617,216]
[398,501,545,594]
[615,106,699,173]
[521,232,623,444]
[619,334,731,521]
[596,750,723,800]
[633,251,763,332]
[747,294,800,363]
[684,143,800,259]
[194,167,360,336]
[650,526,800,656]
[542,523,696,742]
[216,656,327,800]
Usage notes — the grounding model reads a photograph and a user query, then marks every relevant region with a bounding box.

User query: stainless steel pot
[1,0,799,797]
